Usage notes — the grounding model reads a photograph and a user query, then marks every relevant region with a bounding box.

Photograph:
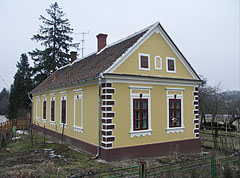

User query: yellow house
[31,22,201,161]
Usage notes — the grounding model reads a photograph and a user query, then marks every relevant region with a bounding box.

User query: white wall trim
[166,57,176,73]
[60,91,67,94]
[73,89,83,92]
[130,86,152,138]
[50,96,55,122]
[166,88,184,134]
[42,97,47,121]
[60,94,67,126]
[154,56,162,70]
[129,86,152,90]
[138,53,150,71]
[73,91,83,133]
[103,23,200,80]
[104,74,201,87]
[165,87,185,91]
[36,96,40,121]
[33,79,97,96]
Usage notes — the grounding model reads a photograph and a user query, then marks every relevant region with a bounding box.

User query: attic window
[166,57,176,73]
[139,53,150,71]
[154,56,162,70]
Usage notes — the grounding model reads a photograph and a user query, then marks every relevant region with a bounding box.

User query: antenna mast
[75,31,89,58]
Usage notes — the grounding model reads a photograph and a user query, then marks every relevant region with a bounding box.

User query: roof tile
[31,30,147,94]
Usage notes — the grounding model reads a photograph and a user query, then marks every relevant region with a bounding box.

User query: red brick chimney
[70,51,77,62]
[96,33,108,52]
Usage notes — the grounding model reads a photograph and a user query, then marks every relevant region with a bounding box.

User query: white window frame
[60,92,67,128]
[166,57,176,73]
[129,86,152,138]
[35,96,40,121]
[73,89,83,133]
[154,56,162,70]
[50,94,56,125]
[42,96,47,123]
[166,88,185,134]
[138,53,150,71]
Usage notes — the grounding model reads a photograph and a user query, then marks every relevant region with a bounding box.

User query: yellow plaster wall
[111,82,196,148]
[32,84,99,146]
[113,32,194,79]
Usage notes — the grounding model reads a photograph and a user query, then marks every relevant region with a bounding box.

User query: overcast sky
[0,0,239,91]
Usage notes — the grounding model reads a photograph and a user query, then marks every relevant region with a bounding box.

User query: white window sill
[60,123,67,128]
[36,118,40,121]
[166,127,184,134]
[42,119,47,123]
[73,126,83,133]
[166,70,176,73]
[50,121,56,126]
[139,68,150,71]
[130,129,152,138]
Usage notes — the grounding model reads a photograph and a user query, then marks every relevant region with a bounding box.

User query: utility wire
[0,74,10,90]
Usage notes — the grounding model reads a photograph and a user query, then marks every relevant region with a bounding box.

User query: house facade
[31,22,201,161]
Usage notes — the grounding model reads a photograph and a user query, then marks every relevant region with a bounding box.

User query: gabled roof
[31,28,148,94]
[31,22,200,95]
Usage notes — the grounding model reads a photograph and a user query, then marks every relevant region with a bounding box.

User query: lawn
[1,130,239,178]
[0,131,111,178]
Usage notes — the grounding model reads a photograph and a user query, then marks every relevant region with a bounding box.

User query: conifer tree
[8,54,33,119]
[29,2,78,84]
[0,88,9,115]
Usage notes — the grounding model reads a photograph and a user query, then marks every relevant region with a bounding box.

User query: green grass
[0,131,112,177]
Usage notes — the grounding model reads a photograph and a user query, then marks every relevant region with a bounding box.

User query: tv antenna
[0,73,10,90]
[75,31,89,58]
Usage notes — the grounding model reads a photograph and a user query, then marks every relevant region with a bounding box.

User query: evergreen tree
[0,88,9,115]
[29,2,78,84]
[8,54,33,119]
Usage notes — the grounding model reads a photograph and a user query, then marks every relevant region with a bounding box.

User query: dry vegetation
[0,130,240,178]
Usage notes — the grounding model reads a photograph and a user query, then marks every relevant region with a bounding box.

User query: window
[42,97,47,122]
[141,56,148,68]
[139,53,150,70]
[73,89,83,133]
[166,88,184,134]
[169,99,181,127]
[43,101,46,119]
[166,57,176,73]
[50,100,55,122]
[154,56,162,70]
[61,99,66,124]
[133,99,148,130]
[129,86,152,138]
[60,93,67,127]
[36,96,40,121]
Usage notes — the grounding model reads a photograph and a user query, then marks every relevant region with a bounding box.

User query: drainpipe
[95,73,103,158]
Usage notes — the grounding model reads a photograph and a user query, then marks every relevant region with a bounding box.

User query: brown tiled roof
[31,30,148,94]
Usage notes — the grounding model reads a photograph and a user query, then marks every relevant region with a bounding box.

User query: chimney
[70,51,77,63]
[96,33,108,52]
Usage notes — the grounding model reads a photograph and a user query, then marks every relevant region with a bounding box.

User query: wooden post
[61,124,65,145]
[140,161,145,178]
[43,125,45,147]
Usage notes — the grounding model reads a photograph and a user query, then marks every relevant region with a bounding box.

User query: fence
[0,117,30,134]
[70,153,240,178]
[0,117,30,151]
[200,126,240,152]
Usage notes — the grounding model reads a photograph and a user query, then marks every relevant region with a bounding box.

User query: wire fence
[70,153,240,178]
[200,126,240,152]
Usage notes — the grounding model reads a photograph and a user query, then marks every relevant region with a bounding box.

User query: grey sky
[0,0,239,91]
